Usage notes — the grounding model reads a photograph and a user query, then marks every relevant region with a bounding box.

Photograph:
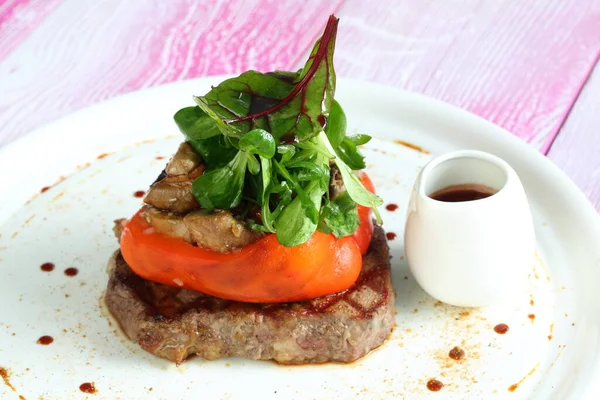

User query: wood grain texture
[0,0,599,209]
[332,0,600,152]
[0,0,62,61]
[548,63,600,211]
[0,0,342,146]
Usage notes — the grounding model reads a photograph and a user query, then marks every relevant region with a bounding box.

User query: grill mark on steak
[105,225,395,365]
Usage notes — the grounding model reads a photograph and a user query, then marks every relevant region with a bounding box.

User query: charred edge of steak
[105,225,395,365]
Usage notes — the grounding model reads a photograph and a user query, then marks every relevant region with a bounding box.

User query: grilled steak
[105,225,395,365]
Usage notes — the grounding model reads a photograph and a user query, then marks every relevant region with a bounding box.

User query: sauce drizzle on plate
[80,382,97,394]
[449,346,465,360]
[385,203,398,211]
[37,335,54,345]
[40,262,55,272]
[427,379,444,392]
[494,323,509,334]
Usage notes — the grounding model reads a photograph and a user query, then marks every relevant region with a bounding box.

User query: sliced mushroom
[113,218,127,240]
[143,206,192,242]
[183,209,264,253]
[144,179,200,213]
[166,142,202,176]
[145,155,205,213]
[329,165,346,200]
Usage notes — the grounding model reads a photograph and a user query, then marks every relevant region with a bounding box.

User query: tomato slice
[119,173,376,303]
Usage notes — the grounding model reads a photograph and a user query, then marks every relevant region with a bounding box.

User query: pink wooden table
[1,0,599,210]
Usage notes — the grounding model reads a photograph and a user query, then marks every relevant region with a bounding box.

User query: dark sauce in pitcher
[430,184,497,202]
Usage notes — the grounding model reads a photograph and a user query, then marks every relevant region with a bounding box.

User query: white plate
[0,78,599,400]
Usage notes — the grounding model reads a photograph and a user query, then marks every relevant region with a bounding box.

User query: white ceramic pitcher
[404,150,535,307]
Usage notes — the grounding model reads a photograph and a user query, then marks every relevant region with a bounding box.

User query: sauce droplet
[37,335,54,345]
[385,203,398,211]
[40,262,55,272]
[528,313,536,323]
[156,156,165,160]
[133,190,146,198]
[385,232,397,240]
[64,267,79,277]
[494,323,509,334]
[427,379,444,392]
[508,383,518,392]
[79,382,96,394]
[448,347,465,360]
[40,186,50,193]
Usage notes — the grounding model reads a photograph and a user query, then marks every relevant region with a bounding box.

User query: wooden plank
[547,63,600,211]
[332,0,600,152]
[0,0,342,146]
[0,0,63,61]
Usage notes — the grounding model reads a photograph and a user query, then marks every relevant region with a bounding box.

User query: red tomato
[120,173,376,303]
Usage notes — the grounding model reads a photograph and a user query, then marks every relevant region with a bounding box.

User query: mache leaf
[323,192,360,238]
[188,135,237,170]
[336,137,366,170]
[347,133,371,145]
[174,106,222,140]
[324,100,346,147]
[275,180,324,247]
[238,129,276,159]
[318,131,383,211]
[191,151,247,209]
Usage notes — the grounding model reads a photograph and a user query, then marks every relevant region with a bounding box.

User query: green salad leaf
[192,150,247,209]
[324,100,346,147]
[175,14,338,143]
[322,192,360,238]
[325,100,371,170]
[173,106,222,140]
[275,179,325,247]
[188,135,237,169]
[318,131,383,213]
[173,15,383,247]
[238,129,276,159]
